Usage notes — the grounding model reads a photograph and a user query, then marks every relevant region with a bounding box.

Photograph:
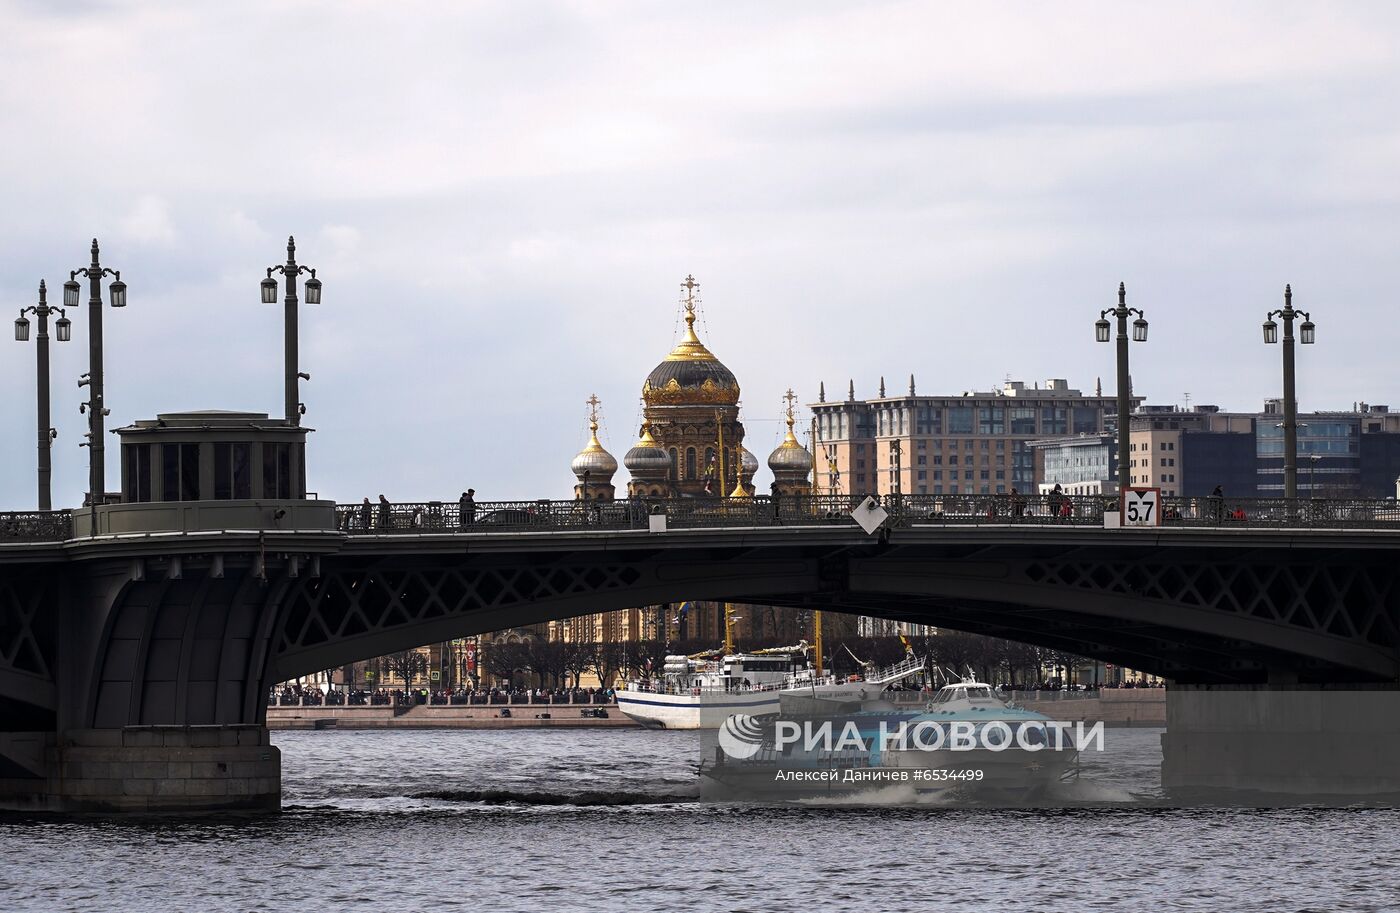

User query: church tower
[767,389,814,497]
[570,394,617,501]
[640,276,745,497]
[623,421,671,498]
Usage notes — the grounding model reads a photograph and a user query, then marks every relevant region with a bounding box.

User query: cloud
[3,2,1400,510]
[119,195,176,246]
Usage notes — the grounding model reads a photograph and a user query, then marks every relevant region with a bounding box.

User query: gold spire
[728,477,751,498]
[779,388,802,448]
[583,393,605,451]
[664,274,718,362]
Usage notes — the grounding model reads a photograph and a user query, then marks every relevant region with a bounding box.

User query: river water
[2,727,1397,912]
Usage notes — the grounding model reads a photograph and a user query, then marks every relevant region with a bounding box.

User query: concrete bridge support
[1161,684,1400,800]
[0,726,278,813]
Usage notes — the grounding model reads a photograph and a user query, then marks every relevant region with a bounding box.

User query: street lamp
[66,239,126,511]
[261,236,321,425]
[1263,284,1315,500]
[1095,282,1148,491]
[14,281,72,510]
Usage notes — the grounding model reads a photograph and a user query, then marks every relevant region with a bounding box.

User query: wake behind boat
[700,679,1083,803]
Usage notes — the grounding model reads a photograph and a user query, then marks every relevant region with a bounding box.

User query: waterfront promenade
[267,703,637,730]
[266,687,1165,729]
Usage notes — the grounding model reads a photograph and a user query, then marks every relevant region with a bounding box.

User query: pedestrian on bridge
[377,494,391,529]
[1010,487,1027,521]
[770,482,782,524]
[459,489,475,527]
[360,497,372,530]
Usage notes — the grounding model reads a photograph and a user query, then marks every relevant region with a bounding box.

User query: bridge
[2,489,1399,811]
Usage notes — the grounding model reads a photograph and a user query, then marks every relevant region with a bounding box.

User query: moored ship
[615,652,793,729]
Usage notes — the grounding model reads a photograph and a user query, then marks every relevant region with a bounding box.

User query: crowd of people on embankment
[268,684,616,707]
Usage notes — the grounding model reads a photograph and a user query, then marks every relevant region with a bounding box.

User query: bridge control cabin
[71,410,336,535]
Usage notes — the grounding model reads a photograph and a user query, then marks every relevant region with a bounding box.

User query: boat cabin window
[932,685,993,703]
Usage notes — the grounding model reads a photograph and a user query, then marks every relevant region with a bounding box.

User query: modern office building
[809,378,1134,496]
[1123,402,1400,498]
[1028,432,1118,495]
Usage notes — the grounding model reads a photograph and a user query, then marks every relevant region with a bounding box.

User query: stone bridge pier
[0,552,294,813]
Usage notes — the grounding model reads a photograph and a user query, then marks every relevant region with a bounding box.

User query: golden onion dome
[768,389,814,476]
[572,396,618,482]
[642,276,740,407]
[739,446,760,478]
[624,423,671,477]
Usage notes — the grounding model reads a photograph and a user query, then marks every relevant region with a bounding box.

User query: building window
[213,442,252,500]
[123,443,153,503]
[917,470,927,480]
[263,442,292,499]
[668,448,678,479]
[160,442,200,501]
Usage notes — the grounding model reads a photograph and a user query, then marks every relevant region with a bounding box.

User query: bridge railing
[338,494,1400,534]
[7,495,1400,544]
[0,510,74,542]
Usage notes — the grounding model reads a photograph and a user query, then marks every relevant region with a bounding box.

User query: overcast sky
[3,1,1400,508]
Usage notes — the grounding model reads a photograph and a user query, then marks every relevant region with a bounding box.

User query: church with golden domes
[569,274,814,504]
[558,275,820,650]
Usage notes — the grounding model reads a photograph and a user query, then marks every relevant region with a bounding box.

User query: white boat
[615,653,792,729]
[779,653,930,712]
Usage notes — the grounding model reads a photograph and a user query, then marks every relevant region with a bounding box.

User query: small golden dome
[572,395,618,482]
[624,422,671,477]
[768,388,814,476]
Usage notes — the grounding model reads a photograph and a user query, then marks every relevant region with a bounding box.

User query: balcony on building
[72,410,337,536]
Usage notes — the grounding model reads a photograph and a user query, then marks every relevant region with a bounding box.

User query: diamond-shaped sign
[851,496,889,535]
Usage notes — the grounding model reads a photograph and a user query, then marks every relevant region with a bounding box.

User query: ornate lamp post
[64,239,127,509]
[260,236,321,425]
[14,281,73,509]
[1095,282,1148,491]
[1263,285,1315,500]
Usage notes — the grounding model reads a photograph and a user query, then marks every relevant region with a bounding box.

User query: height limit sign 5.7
[1121,487,1161,527]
